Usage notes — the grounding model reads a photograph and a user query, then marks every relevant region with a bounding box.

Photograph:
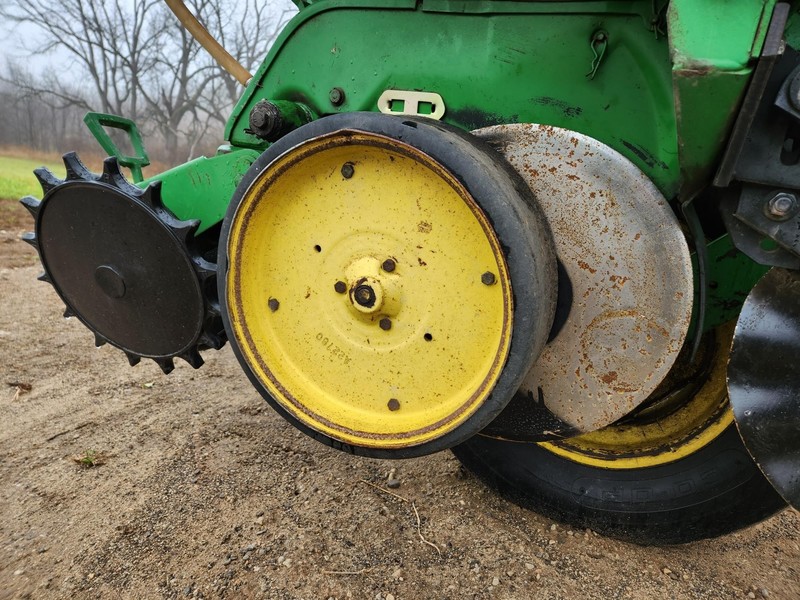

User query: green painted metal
[225,0,680,197]
[137,0,775,327]
[701,235,770,331]
[140,148,260,235]
[84,112,150,183]
[667,0,775,200]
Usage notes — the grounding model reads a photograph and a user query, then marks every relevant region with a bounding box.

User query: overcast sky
[0,1,297,80]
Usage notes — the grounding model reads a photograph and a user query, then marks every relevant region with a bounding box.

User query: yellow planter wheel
[219,113,557,457]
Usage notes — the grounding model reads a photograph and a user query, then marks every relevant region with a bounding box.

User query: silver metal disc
[728,267,800,508]
[474,124,693,433]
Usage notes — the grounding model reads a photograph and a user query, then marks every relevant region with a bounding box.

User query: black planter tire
[452,424,786,545]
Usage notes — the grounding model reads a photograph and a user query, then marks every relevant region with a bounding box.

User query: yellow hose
[164,0,252,85]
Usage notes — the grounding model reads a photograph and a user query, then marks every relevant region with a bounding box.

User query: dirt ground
[1,204,799,600]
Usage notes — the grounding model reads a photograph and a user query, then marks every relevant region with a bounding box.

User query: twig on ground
[358,478,441,556]
[46,421,95,442]
[412,501,442,557]
[321,568,370,576]
[359,478,410,503]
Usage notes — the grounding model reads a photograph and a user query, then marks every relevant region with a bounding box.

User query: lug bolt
[334,281,347,294]
[329,87,345,106]
[379,317,392,331]
[268,297,280,312]
[481,271,496,285]
[382,258,396,273]
[341,162,355,179]
[387,398,400,411]
[767,192,796,219]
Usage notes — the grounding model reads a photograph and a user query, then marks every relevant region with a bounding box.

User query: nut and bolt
[329,87,345,106]
[341,162,355,179]
[382,258,396,273]
[379,317,392,331]
[767,192,797,219]
[481,271,496,285]
[268,297,280,312]
[334,281,347,294]
[354,284,376,308]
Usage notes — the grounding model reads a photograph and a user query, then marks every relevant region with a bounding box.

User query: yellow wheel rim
[539,323,735,469]
[226,130,513,450]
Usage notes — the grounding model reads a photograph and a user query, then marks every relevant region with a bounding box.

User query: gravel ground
[1,212,798,600]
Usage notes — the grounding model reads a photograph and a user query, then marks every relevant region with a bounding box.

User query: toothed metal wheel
[21,153,225,373]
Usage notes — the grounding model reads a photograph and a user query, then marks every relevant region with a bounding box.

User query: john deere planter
[22,0,800,543]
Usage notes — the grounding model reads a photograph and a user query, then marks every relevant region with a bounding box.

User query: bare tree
[0,0,295,163]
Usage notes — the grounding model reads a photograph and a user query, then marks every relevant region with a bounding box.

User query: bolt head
[481,271,496,286]
[334,281,347,294]
[767,193,797,219]
[268,297,280,312]
[382,258,396,273]
[341,162,355,179]
[379,318,392,331]
[387,398,400,411]
[329,87,345,106]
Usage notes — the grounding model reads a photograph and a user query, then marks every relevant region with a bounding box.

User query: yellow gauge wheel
[539,323,735,469]
[220,114,557,456]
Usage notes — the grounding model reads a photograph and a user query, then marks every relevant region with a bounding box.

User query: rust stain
[417,221,432,233]
[609,274,630,289]
[417,258,427,266]
[600,371,618,384]
[577,260,597,274]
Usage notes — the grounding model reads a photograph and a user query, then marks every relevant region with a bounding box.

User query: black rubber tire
[452,425,786,544]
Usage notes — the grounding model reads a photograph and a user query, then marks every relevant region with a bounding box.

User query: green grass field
[0,153,66,229]
[0,154,65,201]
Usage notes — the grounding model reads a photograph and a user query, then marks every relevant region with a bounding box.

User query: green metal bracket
[83,112,150,183]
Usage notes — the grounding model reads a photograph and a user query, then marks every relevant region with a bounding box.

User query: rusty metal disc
[474,124,693,436]
[728,267,800,508]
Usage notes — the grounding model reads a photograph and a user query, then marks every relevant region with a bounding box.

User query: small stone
[550,524,557,531]
[255,516,264,525]
[748,594,756,599]
[183,586,193,596]
[548,539,557,545]
[524,562,535,570]
[760,588,770,598]
[492,577,500,586]
[662,567,672,575]
[386,595,395,600]
[14,569,24,576]
[586,550,604,559]
[386,479,401,489]
[391,568,403,579]
[255,511,264,517]
[283,558,292,568]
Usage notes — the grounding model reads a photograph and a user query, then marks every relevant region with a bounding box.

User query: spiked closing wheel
[219,113,557,458]
[21,153,224,373]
